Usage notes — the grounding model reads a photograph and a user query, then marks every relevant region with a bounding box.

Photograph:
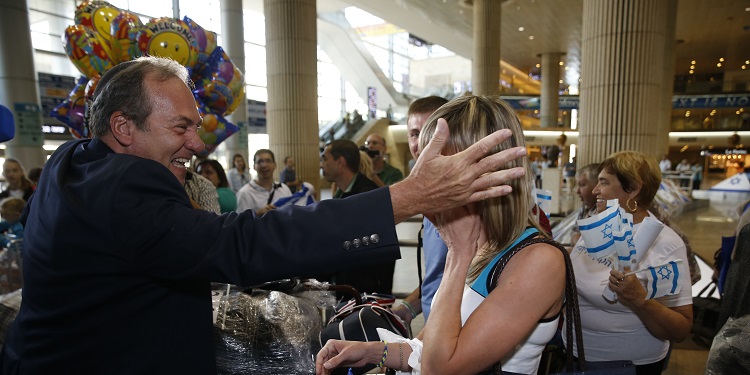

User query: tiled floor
[387,190,748,375]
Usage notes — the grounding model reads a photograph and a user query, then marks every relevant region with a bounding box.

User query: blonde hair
[358,150,378,181]
[599,151,662,207]
[418,95,542,281]
[0,197,25,216]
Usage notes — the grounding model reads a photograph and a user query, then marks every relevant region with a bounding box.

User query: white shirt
[235,180,292,214]
[659,159,671,172]
[565,214,691,365]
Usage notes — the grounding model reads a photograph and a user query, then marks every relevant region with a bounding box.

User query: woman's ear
[629,181,643,201]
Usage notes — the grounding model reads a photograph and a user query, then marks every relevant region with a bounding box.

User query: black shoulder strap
[266,183,281,205]
[417,223,424,298]
[487,237,586,372]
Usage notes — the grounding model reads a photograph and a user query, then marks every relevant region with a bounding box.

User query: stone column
[0,0,46,169]
[264,0,320,190]
[221,0,249,168]
[578,0,669,166]
[657,0,678,157]
[472,0,501,95]
[540,52,562,128]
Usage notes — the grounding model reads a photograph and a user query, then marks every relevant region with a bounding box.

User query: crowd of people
[0,55,735,374]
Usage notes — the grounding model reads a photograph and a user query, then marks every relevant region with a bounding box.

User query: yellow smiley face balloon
[75,0,120,48]
[136,17,199,69]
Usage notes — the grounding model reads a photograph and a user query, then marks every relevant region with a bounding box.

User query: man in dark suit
[0,57,527,373]
[320,140,393,294]
[321,140,379,199]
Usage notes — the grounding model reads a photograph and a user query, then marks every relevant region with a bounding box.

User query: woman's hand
[609,269,647,310]
[428,203,483,259]
[315,340,379,375]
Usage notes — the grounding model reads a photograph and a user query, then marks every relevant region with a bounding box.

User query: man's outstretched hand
[390,118,526,223]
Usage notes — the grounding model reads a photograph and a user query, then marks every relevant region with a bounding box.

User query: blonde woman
[316,95,569,375]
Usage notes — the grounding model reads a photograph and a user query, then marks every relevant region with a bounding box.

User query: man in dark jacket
[0,57,527,374]
[320,139,394,294]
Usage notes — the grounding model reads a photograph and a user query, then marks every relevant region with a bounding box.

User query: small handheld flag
[645,260,683,299]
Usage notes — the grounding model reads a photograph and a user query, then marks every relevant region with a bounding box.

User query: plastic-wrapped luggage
[213,279,337,375]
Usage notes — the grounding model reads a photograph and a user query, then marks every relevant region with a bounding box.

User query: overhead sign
[501,94,750,110]
[247,99,266,134]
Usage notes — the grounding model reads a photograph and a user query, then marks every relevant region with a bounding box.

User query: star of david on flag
[577,203,619,259]
[645,260,683,299]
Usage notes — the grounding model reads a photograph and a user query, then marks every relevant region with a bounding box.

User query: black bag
[319,301,407,375]
[691,281,722,348]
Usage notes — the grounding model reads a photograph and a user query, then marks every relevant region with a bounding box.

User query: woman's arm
[422,205,565,374]
[316,340,415,374]
[609,270,693,341]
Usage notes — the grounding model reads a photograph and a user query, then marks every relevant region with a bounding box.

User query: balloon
[50,76,89,138]
[84,74,102,98]
[110,11,143,64]
[183,16,217,75]
[195,100,238,156]
[74,0,120,48]
[193,47,245,116]
[135,17,199,69]
[63,24,114,78]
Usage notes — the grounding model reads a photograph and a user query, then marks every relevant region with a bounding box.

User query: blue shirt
[0,220,23,248]
[421,218,448,321]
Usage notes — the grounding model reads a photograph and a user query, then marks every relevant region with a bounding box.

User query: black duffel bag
[319,299,408,375]
[692,281,722,348]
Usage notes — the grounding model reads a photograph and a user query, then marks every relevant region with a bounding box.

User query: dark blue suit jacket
[0,139,400,374]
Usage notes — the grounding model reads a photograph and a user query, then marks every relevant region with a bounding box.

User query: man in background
[392,96,449,325]
[279,155,300,193]
[569,163,600,245]
[365,133,403,186]
[320,139,393,294]
[236,149,292,216]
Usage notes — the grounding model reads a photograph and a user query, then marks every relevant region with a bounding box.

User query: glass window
[180,0,221,32]
[124,0,173,19]
[244,44,267,87]
[245,85,268,102]
[243,10,265,46]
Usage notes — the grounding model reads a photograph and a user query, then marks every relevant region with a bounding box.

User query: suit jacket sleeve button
[370,234,379,244]
[343,241,351,250]
[362,236,370,246]
[352,239,361,248]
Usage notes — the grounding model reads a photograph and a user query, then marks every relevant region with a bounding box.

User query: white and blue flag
[645,260,683,299]
[578,202,619,259]
[273,182,316,207]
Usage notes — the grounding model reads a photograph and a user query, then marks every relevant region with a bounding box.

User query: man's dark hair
[254,149,275,164]
[283,156,292,164]
[407,96,449,118]
[89,57,191,138]
[327,140,360,173]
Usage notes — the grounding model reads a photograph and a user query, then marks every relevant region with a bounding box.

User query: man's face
[253,152,276,180]
[576,173,597,210]
[365,134,385,159]
[320,146,339,183]
[407,112,430,160]
[127,76,204,185]
[286,157,295,169]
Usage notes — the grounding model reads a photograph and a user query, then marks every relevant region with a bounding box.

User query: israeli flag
[273,182,316,207]
[577,203,620,259]
[645,260,683,299]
